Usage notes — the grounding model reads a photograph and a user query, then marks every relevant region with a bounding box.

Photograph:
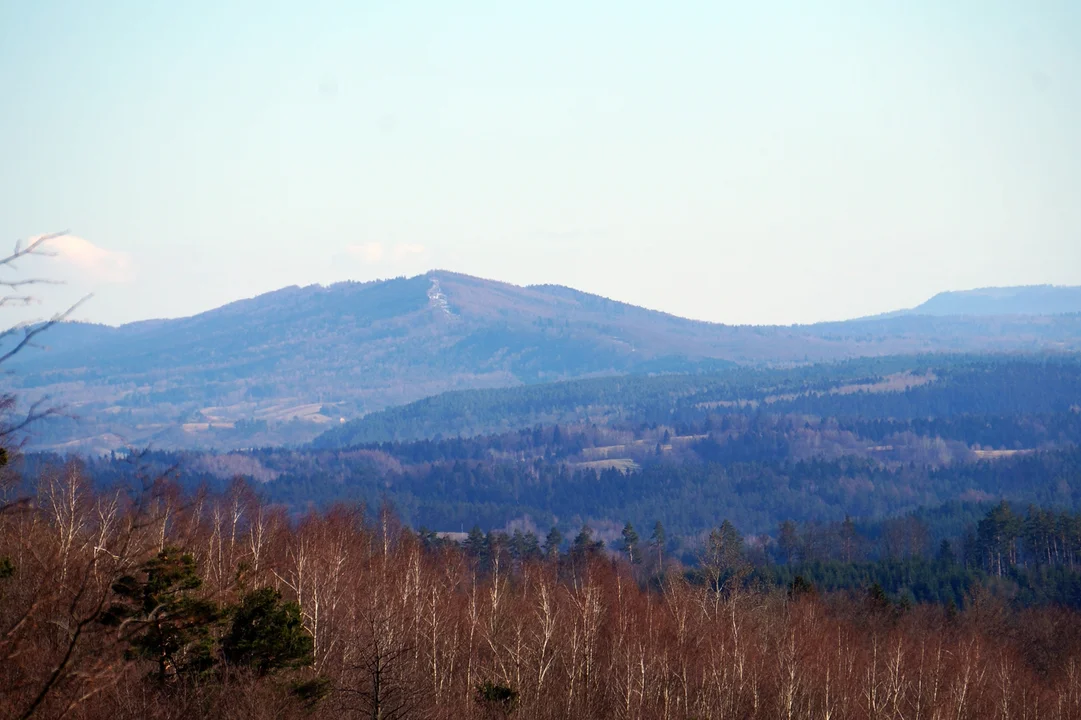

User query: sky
[1,1,1079,327]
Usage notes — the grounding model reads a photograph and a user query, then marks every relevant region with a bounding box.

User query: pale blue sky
[2,1,1079,326]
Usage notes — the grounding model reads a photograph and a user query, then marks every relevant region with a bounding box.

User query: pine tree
[543,526,563,559]
[937,539,957,566]
[520,531,542,560]
[778,520,801,565]
[621,522,641,564]
[702,520,745,593]
[650,521,666,568]
[464,525,487,561]
[571,525,604,558]
[101,547,218,683]
[978,501,1022,576]
[222,587,313,676]
[840,515,858,563]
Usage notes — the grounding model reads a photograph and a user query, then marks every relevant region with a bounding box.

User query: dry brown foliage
[4,474,1081,720]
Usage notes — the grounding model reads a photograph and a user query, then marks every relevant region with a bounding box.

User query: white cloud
[39,234,135,284]
[344,242,385,263]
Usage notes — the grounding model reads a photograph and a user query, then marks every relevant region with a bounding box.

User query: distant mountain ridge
[875,285,1081,319]
[4,272,1080,453]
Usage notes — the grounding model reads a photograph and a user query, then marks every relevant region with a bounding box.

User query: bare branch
[0,279,63,290]
[0,294,91,368]
[0,395,68,444]
[0,297,40,309]
[0,232,66,269]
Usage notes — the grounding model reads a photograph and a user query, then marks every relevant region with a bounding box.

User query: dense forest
[29,365,1076,538]
[49,440,1081,545]
[8,475,1081,719]
[39,353,1081,543]
[315,353,1081,446]
[9,349,1081,717]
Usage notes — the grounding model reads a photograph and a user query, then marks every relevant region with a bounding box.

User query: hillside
[899,285,1081,317]
[314,353,1081,447]
[43,355,1081,539]
[5,272,1081,452]
[17,353,1081,720]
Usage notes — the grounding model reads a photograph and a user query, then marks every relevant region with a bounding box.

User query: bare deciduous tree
[0,233,90,506]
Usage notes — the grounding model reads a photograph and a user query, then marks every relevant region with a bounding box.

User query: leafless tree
[0,233,89,495]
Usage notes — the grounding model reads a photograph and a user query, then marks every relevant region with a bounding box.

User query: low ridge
[909,285,1081,317]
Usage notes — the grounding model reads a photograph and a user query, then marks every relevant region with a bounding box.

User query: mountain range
[878,285,1081,318]
[4,272,1080,453]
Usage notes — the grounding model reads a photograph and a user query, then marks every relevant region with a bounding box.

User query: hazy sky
[2,1,1079,326]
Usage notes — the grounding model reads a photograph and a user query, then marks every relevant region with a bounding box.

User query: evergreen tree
[978,501,1022,576]
[543,527,563,559]
[223,587,313,676]
[702,520,745,592]
[486,530,510,568]
[510,529,526,560]
[101,547,218,683]
[650,521,666,568]
[621,522,641,564]
[464,525,487,561]
[475,680,520,718]
[840,515,859,562]
[937,539,957,566]
[788,575,816,600]
[778,520,801,565]
[867,582,892,614]
[519,531,542,561]
[571,525,604,558]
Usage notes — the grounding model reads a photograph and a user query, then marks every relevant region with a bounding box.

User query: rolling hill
[4,271,1081,452]
[39,354,1081,539]
[313,353,1081,448]
[887,285,1081,318]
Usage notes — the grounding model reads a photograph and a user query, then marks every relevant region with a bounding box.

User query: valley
[41,353,1081,548]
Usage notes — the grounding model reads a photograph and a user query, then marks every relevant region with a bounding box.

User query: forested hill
[903,285,1081,317]
[41,354,1081,545]
[6,272,1081,452]
[315,353,1081,447]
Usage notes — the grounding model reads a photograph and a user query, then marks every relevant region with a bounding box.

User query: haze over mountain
[5,272,1080,453]
[897,285,1081,317]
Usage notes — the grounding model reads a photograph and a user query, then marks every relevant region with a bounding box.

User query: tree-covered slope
[906,285,1081,316]
[315,354,1081,447]
[35,354,1081,543]
[5,272,1081,452]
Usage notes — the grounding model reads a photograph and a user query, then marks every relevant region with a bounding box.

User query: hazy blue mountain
[893,285,1081,317]
[4,272,1081,453]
